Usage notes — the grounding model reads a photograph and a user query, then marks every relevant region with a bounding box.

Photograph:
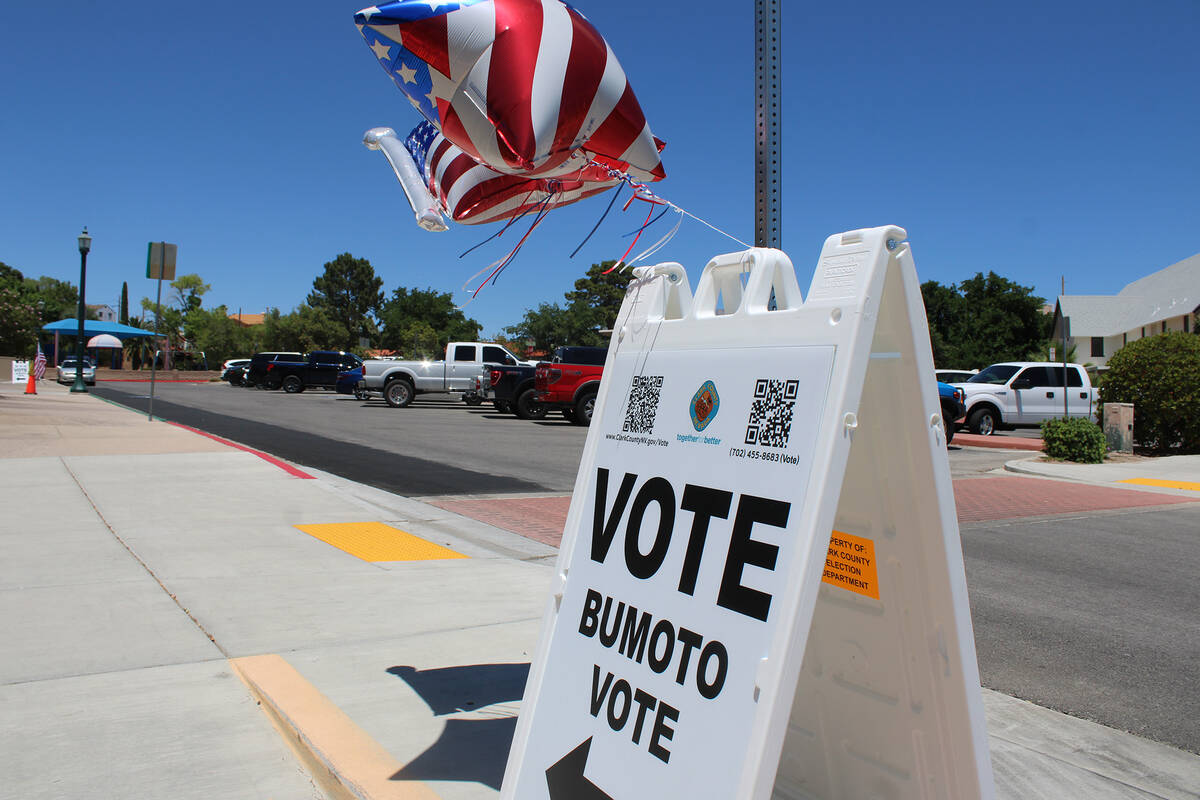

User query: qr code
[745,379,798,448]
[622,375,664,433]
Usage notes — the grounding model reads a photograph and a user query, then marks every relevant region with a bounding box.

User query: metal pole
[754,0,781,249]
[1062,276,1068,418]
[148,252,163,421]
[71,237,89,393]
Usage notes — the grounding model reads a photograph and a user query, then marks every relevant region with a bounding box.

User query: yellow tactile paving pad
[1119,478,1200,492]
[294,522,467,562]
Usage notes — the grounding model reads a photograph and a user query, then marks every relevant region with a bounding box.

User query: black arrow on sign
[545,737,613,799]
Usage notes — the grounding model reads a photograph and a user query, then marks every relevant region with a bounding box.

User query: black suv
[244,352,303,388]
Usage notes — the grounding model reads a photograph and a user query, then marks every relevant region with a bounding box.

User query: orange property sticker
[822,530,880,599]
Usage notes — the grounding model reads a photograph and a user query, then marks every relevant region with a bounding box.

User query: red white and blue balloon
[356,0,665,226]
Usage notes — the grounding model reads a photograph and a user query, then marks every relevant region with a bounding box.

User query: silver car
[57,357,96,386]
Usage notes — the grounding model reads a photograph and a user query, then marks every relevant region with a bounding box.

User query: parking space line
[294,522,468,562]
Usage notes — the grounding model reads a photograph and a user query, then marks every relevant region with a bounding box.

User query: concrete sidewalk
[1006,451,1200,495]
[2,380,1198,799]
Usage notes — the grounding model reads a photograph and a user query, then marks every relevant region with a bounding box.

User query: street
[93,380,1200,754]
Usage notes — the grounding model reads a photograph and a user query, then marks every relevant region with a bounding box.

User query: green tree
[0,265,85,356]
[921,271,1050,368]
[377,287,482,356]
[24,275,80,322]
[260,305,344,354]
[0,283,41,356]
[140,296,183,350]
[1099,332,1200,453]
[184,305,260,366]
[170,274,211,318]
[308,253,384,351]
[119,282,129,325]
[563,260,627,343]
[503,261,629,354]
[503,302,578,355]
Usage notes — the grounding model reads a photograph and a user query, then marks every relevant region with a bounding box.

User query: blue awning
[41,319,157,339]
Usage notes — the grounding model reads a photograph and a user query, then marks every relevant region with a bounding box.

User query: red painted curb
[98,378,214,383]
[954,432,1043,451]
[164,421,316,479]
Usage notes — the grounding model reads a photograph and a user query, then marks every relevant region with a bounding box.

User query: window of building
[1185,316,1190,333]
[1091,337,1104,357]
[1162,320,1168,333]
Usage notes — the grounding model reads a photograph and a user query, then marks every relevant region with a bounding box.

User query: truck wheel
[941,405,957,445]
[562,408,577,422]
[515,388,547,420]
[968,406,998,436]
[494,400,513,414]
[573,391,597,427]
[385,378,415,408]
[282,375,304,394]
[354,388,370,401]
[464,396,483,406]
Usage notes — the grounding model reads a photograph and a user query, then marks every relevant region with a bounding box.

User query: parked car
[221,359,251,385]
[935,368,977,384]
[487,346,607,420]
[534,346,609,426]
[56,357,95,386]
[259,351,364,393]
[243,352,303,388]
[335,365,369,399]
[938,381,966,445]
[359,342,530,408]
[955,362,1097,435]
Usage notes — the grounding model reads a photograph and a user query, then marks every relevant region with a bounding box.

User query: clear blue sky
[2,0,1197,337]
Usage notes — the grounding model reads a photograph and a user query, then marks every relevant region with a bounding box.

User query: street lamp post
[71,228,91,393]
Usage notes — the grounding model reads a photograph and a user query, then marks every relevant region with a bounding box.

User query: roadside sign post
[146,242,177,421]
[502,227,995,799]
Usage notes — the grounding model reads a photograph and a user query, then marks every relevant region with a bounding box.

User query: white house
[87,304,117,323]
[1052,252,1199,367]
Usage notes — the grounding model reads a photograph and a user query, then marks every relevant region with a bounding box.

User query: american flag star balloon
[356,0,665,226]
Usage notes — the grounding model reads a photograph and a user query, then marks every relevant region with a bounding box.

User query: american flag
[32,342,46,380]
[356,0,664,223]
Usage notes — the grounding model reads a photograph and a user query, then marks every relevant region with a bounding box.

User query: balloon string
[569,182,624,259]
[604,201,657,273]
[625,207,684,268]
[470,193,555,298]
[587,160,752,249]
[458,186,541,259]
[622,202,671,237]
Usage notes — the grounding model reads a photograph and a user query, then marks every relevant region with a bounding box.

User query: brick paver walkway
[429,496,573,547]
[432,476,1199,546]
[952,476,1197,523]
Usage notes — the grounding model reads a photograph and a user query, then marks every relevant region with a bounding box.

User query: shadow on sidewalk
[388,662,530,789]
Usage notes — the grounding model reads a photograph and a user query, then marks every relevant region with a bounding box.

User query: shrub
[1041,417,1106,463]
[1099,332,1200,453]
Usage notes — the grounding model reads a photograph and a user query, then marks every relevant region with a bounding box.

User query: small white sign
[12,360,29,383]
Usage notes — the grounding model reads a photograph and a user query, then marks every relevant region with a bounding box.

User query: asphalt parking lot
[94,382,590,496]
[95,381,1024,494]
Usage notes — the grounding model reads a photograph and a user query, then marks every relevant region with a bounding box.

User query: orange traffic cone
[24,371,36,395]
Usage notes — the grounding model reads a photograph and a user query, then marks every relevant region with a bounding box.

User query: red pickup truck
[534,346,607,426]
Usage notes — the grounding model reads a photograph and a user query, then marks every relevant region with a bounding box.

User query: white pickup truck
[955,361,1097,435]
[361,341,531,408]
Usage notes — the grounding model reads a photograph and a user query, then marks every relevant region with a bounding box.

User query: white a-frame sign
[502,226,996,799]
